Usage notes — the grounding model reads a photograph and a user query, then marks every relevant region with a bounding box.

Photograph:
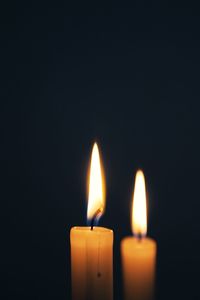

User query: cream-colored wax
[121,237,156,300]
[70,226,113,300]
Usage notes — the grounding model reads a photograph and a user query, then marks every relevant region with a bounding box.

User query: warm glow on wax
[87,142,105,220]
[132,170,147,237]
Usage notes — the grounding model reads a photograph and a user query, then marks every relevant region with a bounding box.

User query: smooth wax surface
[70,226,113,300]
[121,237,156,300]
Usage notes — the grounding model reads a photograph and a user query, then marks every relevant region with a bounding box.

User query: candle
[70,143,113,300]
[121,170,157,300]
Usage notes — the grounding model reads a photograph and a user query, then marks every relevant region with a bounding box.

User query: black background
[2,1,200,300]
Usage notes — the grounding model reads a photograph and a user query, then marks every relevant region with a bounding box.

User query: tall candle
[121,170,157,300]
[70,143,113,300]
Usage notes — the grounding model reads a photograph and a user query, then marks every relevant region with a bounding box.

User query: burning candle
[121,170,157,300]
[70,143,113,300]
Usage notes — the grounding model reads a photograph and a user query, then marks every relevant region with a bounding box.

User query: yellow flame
[87,143,105,220]
[132,170,147,237]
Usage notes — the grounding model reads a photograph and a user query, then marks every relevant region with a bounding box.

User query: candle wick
[91,218,94,230]
[90,209,102,230]
[137,232,143,242]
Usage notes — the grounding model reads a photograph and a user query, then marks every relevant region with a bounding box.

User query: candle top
[121,236,156,252]
[70,226,113,245]
[71,226,113,233]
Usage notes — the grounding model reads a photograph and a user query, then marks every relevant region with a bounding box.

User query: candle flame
[87,143,105,221]
[132,170,147,237]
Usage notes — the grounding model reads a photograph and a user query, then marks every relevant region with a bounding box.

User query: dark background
[2,1,200,300]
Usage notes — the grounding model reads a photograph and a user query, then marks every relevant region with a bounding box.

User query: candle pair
[70,143,156,300]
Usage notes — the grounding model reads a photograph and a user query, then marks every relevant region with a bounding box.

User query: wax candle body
[121,237,156,300]
[70,226,113,300]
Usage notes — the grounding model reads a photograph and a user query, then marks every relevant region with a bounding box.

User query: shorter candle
[70,143,113,300]
[121,170,157,300]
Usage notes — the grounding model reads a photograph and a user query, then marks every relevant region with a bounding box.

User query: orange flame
[87,143,105,221]
[132,170,147,237]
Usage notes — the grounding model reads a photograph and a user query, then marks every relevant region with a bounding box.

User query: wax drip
[97,234,101,278]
